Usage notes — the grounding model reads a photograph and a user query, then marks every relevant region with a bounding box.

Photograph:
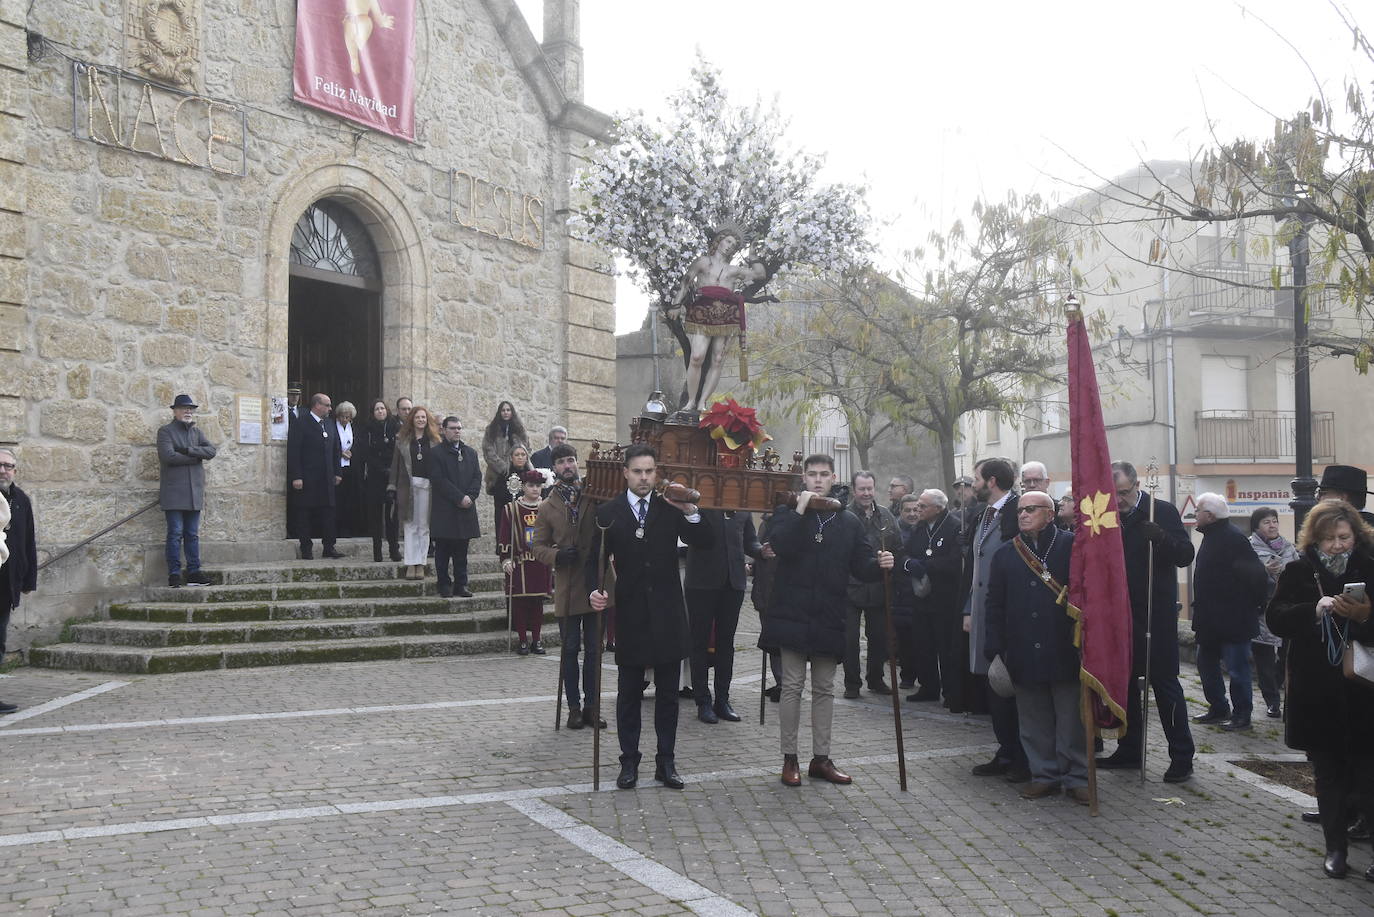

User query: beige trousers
[779,648,837,757]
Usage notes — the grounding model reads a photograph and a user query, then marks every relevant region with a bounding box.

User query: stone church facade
[1,0,617,647]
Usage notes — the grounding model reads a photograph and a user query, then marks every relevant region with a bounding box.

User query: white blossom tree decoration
[573,59,871,404]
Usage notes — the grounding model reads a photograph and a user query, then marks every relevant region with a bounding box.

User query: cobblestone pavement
[2,608,1370,915]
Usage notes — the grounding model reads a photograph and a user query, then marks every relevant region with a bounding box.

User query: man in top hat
[1318,465,1374,525]
[157,395,217,587]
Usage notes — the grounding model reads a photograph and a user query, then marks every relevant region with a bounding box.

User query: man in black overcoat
[761,454,894,788]
[902,489,965,709]
[287,393,343,559]
[1097,460,1196,782]
[684,509,762,723]
[430,416,482,598]
[589,444,713,790]
[0,447,36,714]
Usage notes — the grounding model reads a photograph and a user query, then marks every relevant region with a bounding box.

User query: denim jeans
[1196,639,1253,718]
[164,509,201,577]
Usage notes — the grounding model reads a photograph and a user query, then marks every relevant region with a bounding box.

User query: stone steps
[29,630,560,675]
[29,552,553,674]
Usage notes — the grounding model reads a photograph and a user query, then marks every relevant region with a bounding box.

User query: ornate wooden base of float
[583,418,801,512]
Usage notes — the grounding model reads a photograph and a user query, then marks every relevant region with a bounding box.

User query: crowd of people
[1,390,1367,885]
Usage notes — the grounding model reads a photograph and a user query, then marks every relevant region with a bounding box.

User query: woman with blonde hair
[332,401,362,537]
[1267,500,1374,880]
[388,404,441,579]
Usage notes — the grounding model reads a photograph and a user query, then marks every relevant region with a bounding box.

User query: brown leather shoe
[807,756,852,784]
[1019,781,1060,800]
[781,754,801,787]
[1066,787,1091,806]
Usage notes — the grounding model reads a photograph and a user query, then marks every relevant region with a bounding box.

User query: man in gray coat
[157,394,217,587]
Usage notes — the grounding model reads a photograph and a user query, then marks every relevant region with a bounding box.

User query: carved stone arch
[264,161,431,405]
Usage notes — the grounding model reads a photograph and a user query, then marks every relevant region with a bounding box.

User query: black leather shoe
[1163,759,1194,783]
[456,588,473,598]
[679,686,695,699]
[1266,703,1282,719]
[654,765,684,789]
[1192,707,1230,725]
[0,701,17,715]
[867,682,892,696]
[389,550,403,562]
[184,570,211,586]
[616,763,638,789]
[697,704,718,724]
[565,708,584,730]
[531,640,546,655]
[1220,716,1252,732]
[714,701,741,722]
[1349,814,1370,841]
[322,549,345,559]
[167,574,183,588]
[1095,753,1142,770]
[581,708,606,729]
[971,757,1010,777]
[765,685,781,702]
[1004,766,1032,785]
[1301,811,1321,824]
[438,587,453,598]
[1324,849,1348,879]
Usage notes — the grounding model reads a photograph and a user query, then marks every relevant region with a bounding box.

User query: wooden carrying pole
[879,526,907,792]
[593,518,612,791]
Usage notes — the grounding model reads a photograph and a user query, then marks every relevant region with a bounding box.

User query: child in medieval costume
[500,469,553,655]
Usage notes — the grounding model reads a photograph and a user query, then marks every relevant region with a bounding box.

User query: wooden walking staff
[592,517,613,791]
[1141,457,1160,785]
[879,523,908,792]
[1080,683,1100,816]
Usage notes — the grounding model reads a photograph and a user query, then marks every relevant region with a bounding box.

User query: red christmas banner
[293,0,417,142]
[1066,303,1133,735]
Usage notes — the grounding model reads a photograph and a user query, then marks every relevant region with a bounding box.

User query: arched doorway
[287,199,383,412]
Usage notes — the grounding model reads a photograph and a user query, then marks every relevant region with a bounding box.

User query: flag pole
[1081,682,1099,815]
[1141,457,1159,785]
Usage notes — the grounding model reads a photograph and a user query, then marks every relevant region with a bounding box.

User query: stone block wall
[5,0,617,651]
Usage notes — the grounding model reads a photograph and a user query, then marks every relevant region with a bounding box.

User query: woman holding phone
[1268,500,1374,880]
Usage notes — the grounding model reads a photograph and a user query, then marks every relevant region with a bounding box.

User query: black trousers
[433,538,470,590]
[686,586,743,708]
[989,686,1027,768]
[558,613,599,712]
[1252,642,1282,708]
[1310,748,1374,854]
[0,591,11,657]
[294,504,336,555]
[893,610,918,685]
[910,610,960,696]
[844,604,887,689]
[1115,672,1196,763]
[616,661,680,766]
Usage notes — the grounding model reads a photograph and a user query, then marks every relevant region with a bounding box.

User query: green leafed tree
[752,193,1073,484]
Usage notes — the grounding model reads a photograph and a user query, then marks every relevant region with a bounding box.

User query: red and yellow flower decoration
[699,399,773,452]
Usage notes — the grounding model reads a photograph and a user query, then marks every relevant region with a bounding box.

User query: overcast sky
[515,1,1366,332]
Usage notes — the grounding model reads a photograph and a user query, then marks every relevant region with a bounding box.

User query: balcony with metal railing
[1177,260,1337,330]
[1194,410,1335,463]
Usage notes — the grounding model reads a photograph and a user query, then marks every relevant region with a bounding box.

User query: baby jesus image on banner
[293,0,417,142]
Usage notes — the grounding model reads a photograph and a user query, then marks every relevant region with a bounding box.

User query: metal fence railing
[1195,410,1335,463]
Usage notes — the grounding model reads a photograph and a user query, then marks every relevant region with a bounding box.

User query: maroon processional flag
[1066,306,1132,735]
[293,0,417,142]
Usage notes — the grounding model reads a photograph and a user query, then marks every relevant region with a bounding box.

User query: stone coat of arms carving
[125,0,201,88]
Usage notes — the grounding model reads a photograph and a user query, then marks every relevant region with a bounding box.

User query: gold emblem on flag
[1080,492,1119,536]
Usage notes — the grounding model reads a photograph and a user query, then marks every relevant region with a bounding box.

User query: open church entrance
[287,198,383,538]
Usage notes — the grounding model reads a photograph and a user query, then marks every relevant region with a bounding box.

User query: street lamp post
[1289,204,1318,532]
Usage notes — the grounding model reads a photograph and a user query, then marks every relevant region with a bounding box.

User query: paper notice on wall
[269,396,289,441]
[237,394,264,445]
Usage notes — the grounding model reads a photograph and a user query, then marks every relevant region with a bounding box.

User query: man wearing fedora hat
[157,395,217,587]
[1318,465,1374,526]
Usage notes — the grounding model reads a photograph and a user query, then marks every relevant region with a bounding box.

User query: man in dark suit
[589,444,713,790]
[0,447,36,715]
[530,425,567,470]
[1097,459,1196,783]
[902,489,964,708]
[685,509,763,724]
[430,416,482,598]
[287,393,343,560]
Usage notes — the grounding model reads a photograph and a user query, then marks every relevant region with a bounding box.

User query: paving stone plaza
[2,601,1369,916]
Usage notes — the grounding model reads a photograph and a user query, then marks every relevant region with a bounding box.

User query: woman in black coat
[1267,500,1374,880]
[360,399,399,562]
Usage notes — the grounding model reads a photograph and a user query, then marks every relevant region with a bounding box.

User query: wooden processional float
[582,417,841,512]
